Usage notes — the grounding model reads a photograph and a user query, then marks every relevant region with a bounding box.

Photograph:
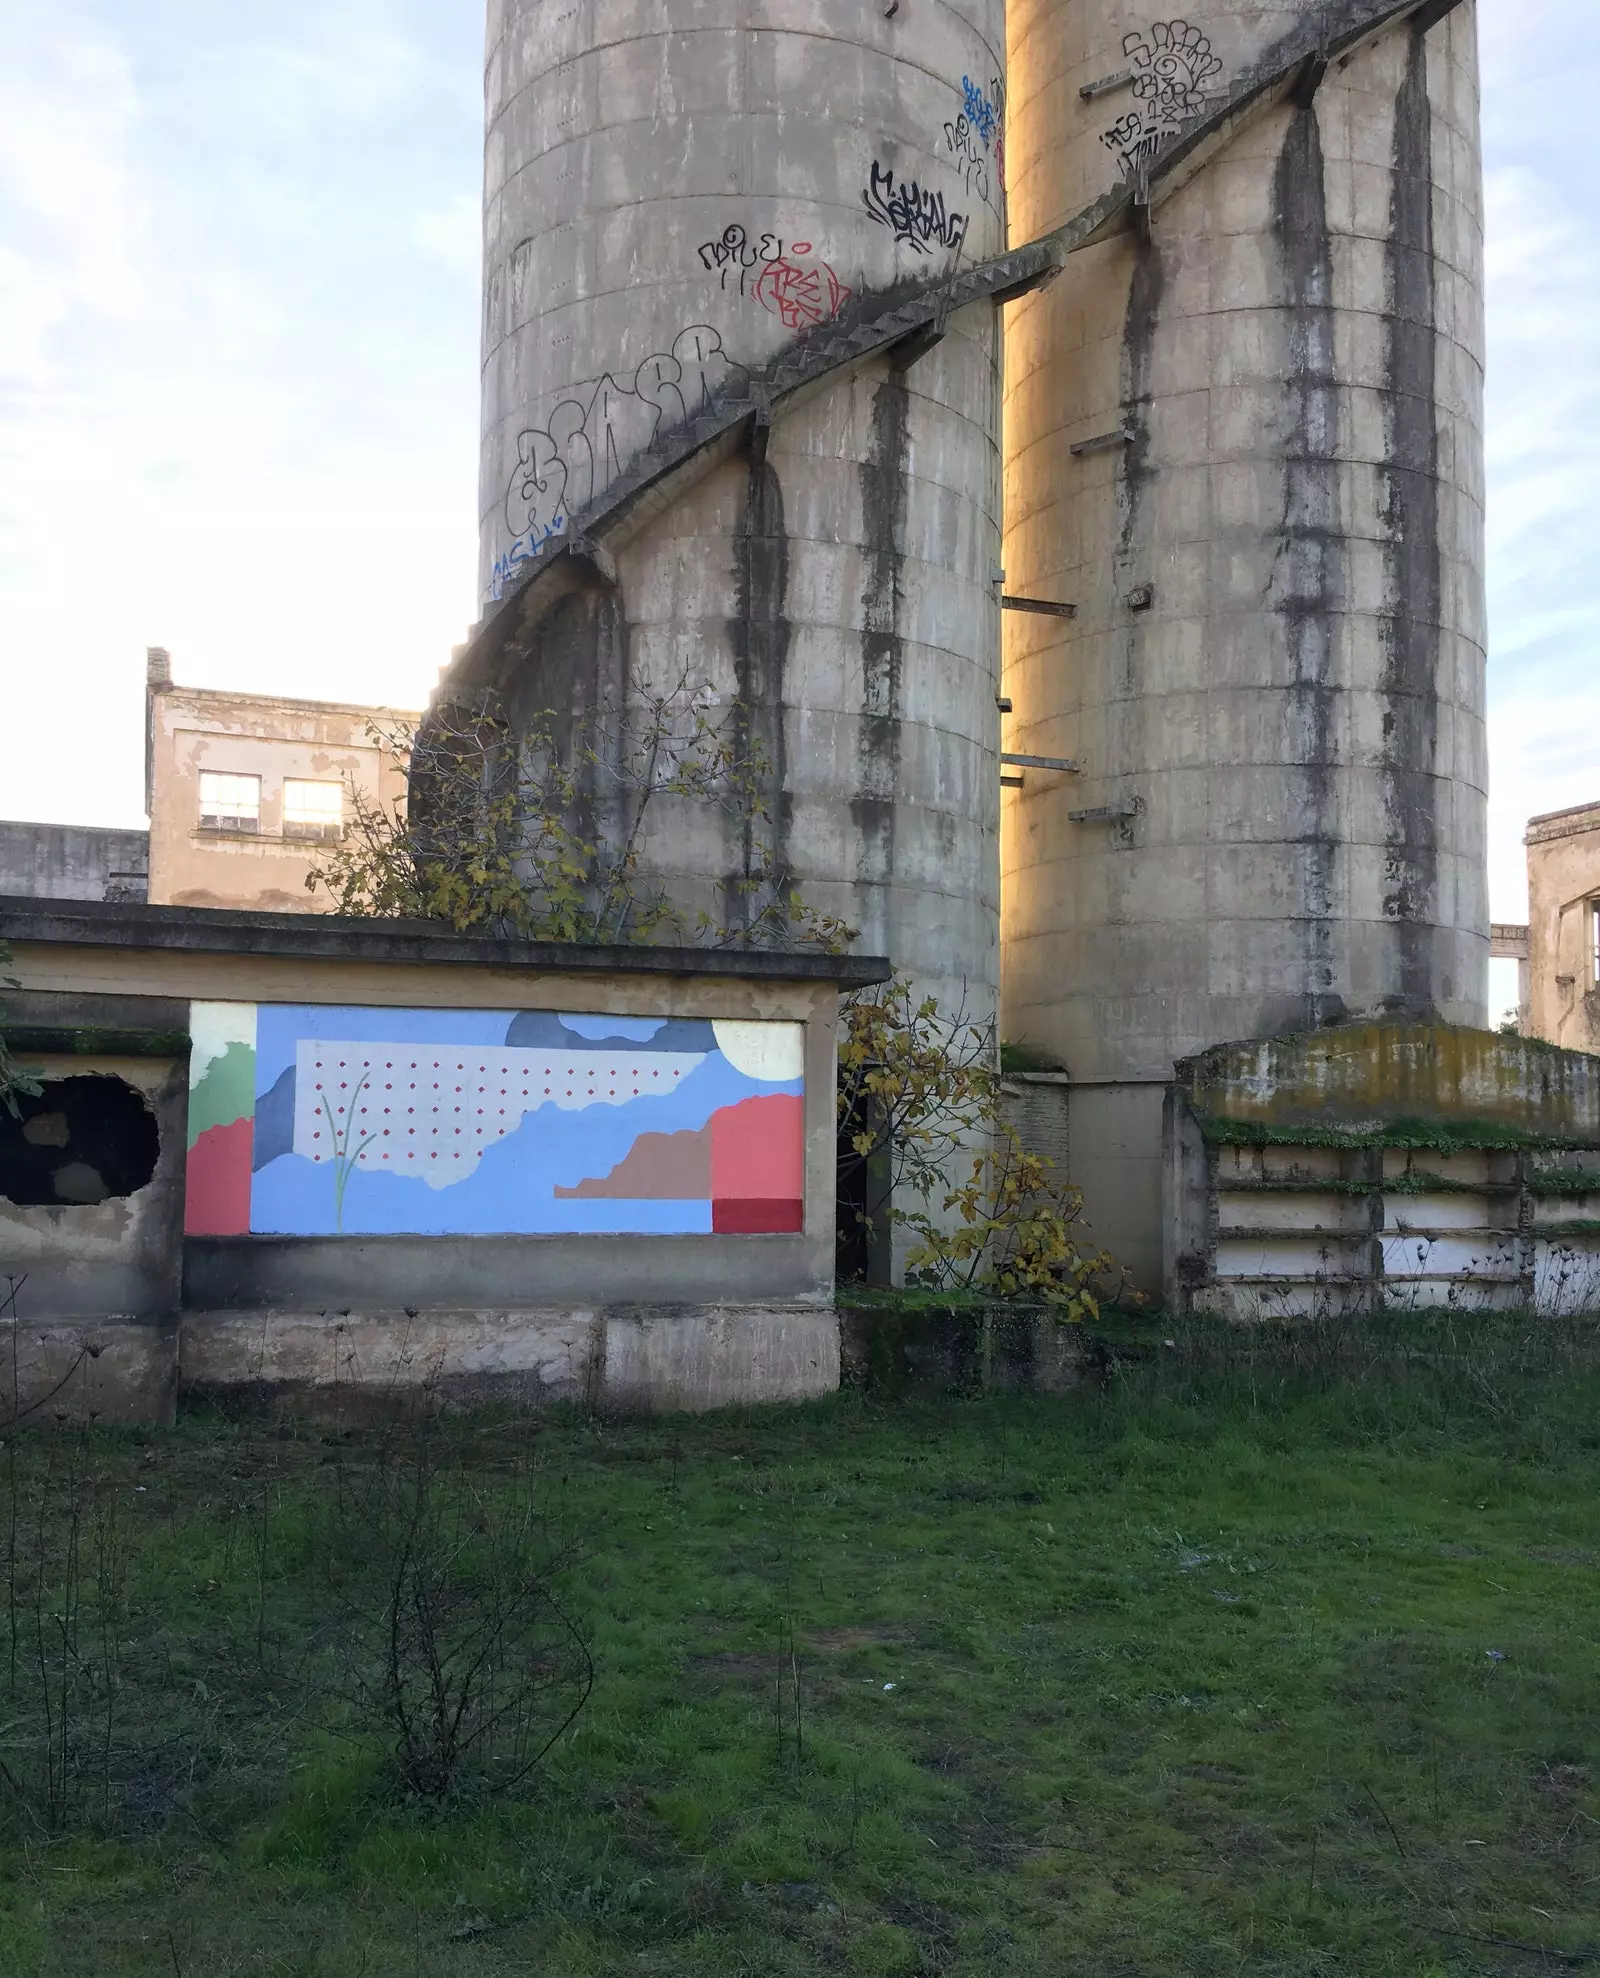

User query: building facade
[0,651,416,916]
[144,649,416,913]
[1518,800,1600,1052]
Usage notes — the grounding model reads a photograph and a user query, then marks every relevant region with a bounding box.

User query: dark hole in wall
[0,1076,160,1207]
[836,1088,891,1289]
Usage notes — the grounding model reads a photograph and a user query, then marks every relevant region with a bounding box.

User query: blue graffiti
[489,513,565,603]
[962,75,998,148]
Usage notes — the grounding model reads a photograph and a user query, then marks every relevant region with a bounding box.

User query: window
[1591,902,1600,985]
[198,770,260,833]
[282,778,344,841]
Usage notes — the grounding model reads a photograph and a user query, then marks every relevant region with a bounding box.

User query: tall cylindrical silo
[478,0,1012,1020]
[1000,1,1488,1278]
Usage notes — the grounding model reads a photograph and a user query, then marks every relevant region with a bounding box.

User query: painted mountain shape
[554,1125,711,1199]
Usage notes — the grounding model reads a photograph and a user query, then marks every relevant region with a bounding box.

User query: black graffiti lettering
[496,323,748,600]
[696,223,783,294]
[1101,19,1223,178]
[943,115,992,210]
[861,160,968,257]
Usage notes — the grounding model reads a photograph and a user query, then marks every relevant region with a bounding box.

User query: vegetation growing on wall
[306,681,851,952]
[838,978,1117,1317]
[0,943,40,1121]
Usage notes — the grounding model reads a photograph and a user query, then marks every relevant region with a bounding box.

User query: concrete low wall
[0,1319,179,1428]
[1166,1019,1600,1318]
[839,1299,1096,1397]
[0,1304,839,1426]
[181,1304,839,1415]
[0,1054,187,1320]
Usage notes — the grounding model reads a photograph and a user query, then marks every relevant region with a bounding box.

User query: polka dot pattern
[292,1042,707,1190]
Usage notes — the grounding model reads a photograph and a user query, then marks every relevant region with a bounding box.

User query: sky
[0,0,1591,1004]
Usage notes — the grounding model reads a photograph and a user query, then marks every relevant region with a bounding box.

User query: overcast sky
[0,3,1590,981]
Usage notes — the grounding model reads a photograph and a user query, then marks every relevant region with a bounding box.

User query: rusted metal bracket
[1070,429,1131,458]
[1003,752,1079,773]
[1001,595,1076,619]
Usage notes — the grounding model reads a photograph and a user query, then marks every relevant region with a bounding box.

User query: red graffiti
[752,256,852,330]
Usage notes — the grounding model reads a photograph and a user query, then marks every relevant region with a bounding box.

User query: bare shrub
[319,1410,593,1801]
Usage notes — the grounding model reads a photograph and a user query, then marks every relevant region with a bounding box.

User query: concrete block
[0,1318,177,1428]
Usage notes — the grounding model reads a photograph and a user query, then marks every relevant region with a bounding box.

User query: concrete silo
[999,0,1489,1277]
[471,0,1015,1015]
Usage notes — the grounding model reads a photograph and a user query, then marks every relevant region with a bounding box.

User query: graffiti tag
[950,74,1005,202]
[1100,20,1223,177]
[696,224,853,328]
[962,74,998,147]
[698,224,783,294]
[490,513,566,604]
[944,114,994,209]
[493,323,747,602]
[752,254,852,329]
[861,161,968,257]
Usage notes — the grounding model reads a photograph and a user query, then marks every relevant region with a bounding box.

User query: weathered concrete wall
[1165,1018,1600,1317]
[839,1296,1095,1395]
[0,1053,186,1321]
[1001,0,1488,1283]
[1524,800,1600,1051]
[1063,1081,1167,1291]
[0,823,148,903]
[146,679,416,913]
[181,1304,839,1414]
[0,901,885,1419]
[473,1,1009,1066]
[481,0,1008,599]
[0,1050,186,1424]
[1182,1017,1600,1145]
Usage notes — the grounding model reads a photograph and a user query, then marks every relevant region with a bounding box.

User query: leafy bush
[837,977,1123,1317]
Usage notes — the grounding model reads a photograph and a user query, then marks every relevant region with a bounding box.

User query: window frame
[196,770,262,835]
[281,777,346,842]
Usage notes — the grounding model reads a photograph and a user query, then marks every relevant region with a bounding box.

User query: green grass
[1,1320,1598,1975]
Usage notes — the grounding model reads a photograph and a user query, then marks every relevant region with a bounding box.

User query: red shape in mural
[753,256,851,331]
[710,1093,804,1234]
[185,1117,254,1236]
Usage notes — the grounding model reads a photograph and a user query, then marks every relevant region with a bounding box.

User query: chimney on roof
[146,646,172,689]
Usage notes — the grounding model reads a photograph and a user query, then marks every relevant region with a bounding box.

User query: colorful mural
[185,1004,806,1238]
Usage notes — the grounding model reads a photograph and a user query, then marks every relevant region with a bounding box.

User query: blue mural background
[247,1006,802,1237]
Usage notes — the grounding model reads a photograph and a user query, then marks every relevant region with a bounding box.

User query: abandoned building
[0,650,415,915]
[5,0,1600,1421]
[1487,802,1600,1053]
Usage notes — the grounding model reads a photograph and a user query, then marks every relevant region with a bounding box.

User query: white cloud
[0,3,481,828]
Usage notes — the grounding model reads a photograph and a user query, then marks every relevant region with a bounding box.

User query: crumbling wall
[1165,1019,1600,1317]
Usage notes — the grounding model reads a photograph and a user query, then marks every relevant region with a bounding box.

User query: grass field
[0,1317,1597,1975]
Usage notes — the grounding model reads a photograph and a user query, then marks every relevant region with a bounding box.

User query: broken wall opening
[0,1076,160,1207]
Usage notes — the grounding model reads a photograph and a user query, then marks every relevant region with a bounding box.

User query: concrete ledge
[180,1304,838,1415]
[603,1305,839,1413]
[0,1318,178,1427]
[0,894,891,987]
